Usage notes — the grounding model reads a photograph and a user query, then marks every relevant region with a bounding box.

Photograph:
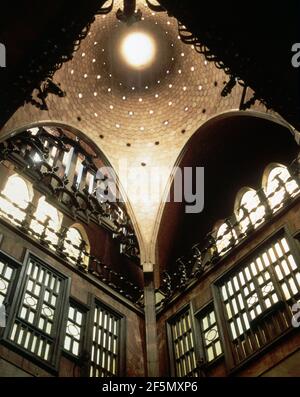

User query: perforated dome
[54,1,240,148]
[3,0,270,249]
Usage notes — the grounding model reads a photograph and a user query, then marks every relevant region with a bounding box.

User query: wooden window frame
[194,301,224,367]
[212,225,300,373]
[83,294,126,377]
[0,249,23,338]
[166,302,201,377]
[1,250,71,373]
[62,297,89,362]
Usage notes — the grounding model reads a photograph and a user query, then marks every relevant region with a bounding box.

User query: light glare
[121,32,155,69]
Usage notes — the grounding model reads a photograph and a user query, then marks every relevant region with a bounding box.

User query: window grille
[265,166,299,213]
[0,258,18,328]
[168,306,199,377]
[0,260,16,307]
[198,307,223,363]
[8,256,69,367]
[64,302,85,357]
[90,303,123,377]
[218,233,300,366]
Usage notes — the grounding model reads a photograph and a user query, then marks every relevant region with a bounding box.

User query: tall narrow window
[217,232,300,367]
[62,146,74,176]
[63,227,89,268]
[198,307,223,363]
[64,302,86,357]
[0,255,22,331]
[86,172,95,194]
[48,146,58,167]
[75,154,85,187]
[7,256,69,368]
[168,306,199,377]
[90,303,123,377]
[30,196,61,246]
[216,222,237,256]
[0,258,16,307]
[0,175,30,224]
[265,166,299,213]
[236,189,265,234]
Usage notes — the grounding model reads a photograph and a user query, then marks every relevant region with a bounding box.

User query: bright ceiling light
[121,32,156,69]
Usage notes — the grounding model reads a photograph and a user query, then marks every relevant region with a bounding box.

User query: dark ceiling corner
[158,0,300,130]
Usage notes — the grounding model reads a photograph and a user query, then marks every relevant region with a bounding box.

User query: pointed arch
[0,121,143,264]
[154,111,298,275]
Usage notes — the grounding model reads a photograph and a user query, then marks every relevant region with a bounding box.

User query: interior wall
[0,221,146,376]
[0,162,146,377]
[157,115,299,275]
[157,198,300,377]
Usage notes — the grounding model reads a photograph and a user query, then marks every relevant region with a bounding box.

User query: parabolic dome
[3,0,270,251]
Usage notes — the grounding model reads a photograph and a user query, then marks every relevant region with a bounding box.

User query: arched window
[216,222,237,257]
[265,166,299,213]
[30,196,61,246]
[236,189,265,234]
[0,175,31,224]
[63,226,90,268]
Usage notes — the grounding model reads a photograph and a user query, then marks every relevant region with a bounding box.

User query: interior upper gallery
[0,0,299,377]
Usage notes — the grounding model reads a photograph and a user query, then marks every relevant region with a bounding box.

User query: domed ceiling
[2,0,273,258]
